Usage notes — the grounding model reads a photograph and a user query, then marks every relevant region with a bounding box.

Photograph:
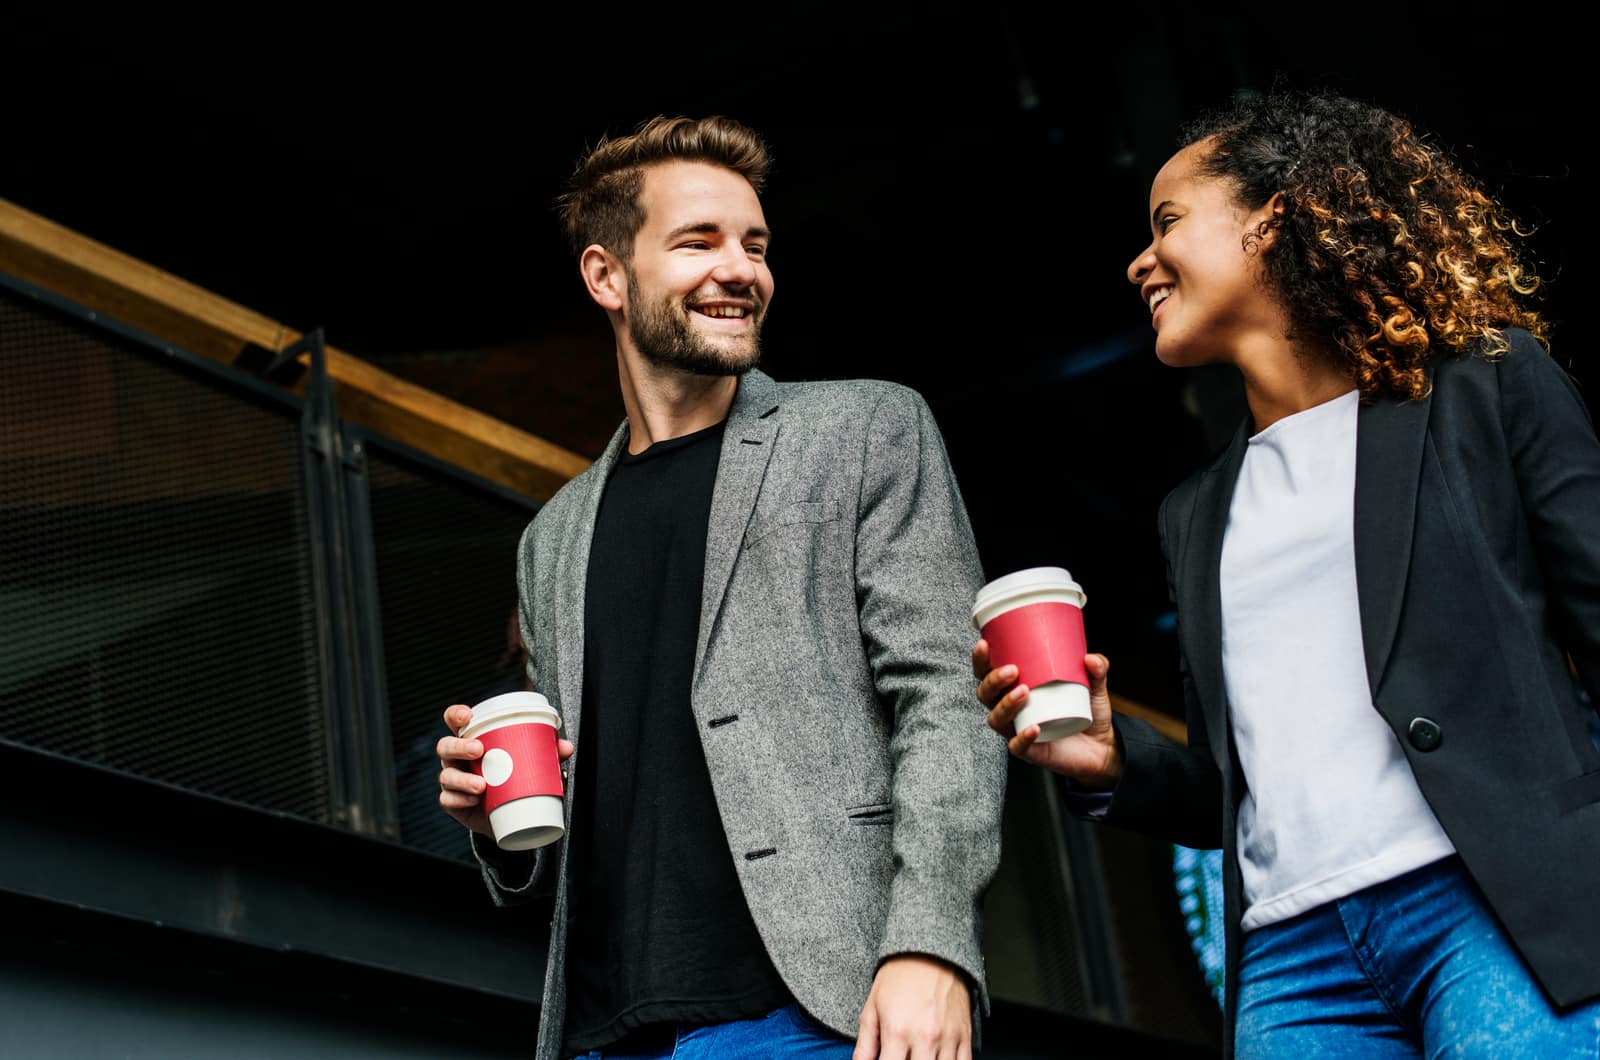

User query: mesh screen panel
[0,287,331,821]
[983,761,1094,1015]
[365,444,538,861]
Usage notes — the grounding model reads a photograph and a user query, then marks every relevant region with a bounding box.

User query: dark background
[4,5,1587,717]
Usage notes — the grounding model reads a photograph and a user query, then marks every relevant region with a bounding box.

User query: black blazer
[1100,329,1600,1054]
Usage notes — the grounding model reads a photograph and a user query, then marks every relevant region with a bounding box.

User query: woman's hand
[974,640,1124,790]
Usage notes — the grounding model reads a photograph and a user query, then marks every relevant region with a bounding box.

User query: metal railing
[0,273,538,862]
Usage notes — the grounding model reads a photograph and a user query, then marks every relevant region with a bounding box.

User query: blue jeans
[1236,856,1600,1058]
[573,1003,855,1059]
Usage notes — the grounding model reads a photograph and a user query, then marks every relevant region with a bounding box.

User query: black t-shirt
[562,422,790,1054]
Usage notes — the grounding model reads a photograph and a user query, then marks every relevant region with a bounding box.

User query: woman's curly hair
[1182,89,1548,400]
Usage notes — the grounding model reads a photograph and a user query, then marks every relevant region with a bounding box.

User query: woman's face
[1126,139,1282,368]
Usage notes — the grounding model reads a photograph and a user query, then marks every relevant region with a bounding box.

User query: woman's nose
[1127,243,1156,286]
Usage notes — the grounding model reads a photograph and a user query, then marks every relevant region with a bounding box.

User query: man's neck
[616,350,740,455]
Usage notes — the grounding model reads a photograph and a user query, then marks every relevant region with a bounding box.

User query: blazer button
[1407,717,1443,752]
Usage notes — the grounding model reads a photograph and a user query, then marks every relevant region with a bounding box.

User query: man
[437,115,1005,1060]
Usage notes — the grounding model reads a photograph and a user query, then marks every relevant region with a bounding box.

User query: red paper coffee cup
[974,567,1090,741]
[459,691,564,851]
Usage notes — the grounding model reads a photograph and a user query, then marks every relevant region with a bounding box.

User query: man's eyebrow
[663,222,774,242]
[1151,199,1175,227]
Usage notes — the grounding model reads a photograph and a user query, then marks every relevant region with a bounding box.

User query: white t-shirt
[1220,389,1454,931]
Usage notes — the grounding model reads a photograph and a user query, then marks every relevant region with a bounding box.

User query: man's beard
[626,271,763,377]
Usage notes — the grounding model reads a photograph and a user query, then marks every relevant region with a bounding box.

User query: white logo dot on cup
[482,747,515,786]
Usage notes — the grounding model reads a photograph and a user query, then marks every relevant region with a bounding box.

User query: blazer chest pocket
[743,499,840,549]
[846,802,894,826]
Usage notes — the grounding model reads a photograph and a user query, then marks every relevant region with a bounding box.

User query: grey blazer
[1101,330,1600,1057]
[475,369,1007,1060]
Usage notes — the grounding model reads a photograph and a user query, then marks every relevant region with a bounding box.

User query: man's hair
[556,114,772,261]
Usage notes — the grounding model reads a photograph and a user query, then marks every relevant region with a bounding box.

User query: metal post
[338,428,400,840]
[284,330,397,838]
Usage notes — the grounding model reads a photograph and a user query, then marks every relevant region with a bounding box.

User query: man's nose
[712,245,758,288]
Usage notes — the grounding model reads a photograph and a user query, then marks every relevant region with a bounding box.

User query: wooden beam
[1111,694,1187,745]
[0,198,590,502]
[0,197,1197,744]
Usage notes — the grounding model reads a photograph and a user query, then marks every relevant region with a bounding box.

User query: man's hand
[854,954,971,1060]
[437,701,574,836]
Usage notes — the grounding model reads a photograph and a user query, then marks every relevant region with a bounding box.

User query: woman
[977,89,1600,1058]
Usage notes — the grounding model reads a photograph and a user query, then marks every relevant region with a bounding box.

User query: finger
[985,684,1030,733]
[438,771,485,811]
[1086,652,1111,694]
[439,765,486,795]
[442,703,473,732]
[853,1003,879,1060]
[975,664,1019,708]
[438,788,484,812]
[970,639,990,680]
[557,738,576,761]
[435,736,484,764]
[1007,723,1041,758]
[1085,653,1115,723]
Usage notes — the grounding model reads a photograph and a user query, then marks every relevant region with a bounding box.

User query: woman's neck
[1235,334,1356,433]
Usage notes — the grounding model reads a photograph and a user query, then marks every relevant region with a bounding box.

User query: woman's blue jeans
[573,1003,854,1059]
[1236,856,1599,1058]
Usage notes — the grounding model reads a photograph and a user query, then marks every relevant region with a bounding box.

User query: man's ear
[580,244,626,311]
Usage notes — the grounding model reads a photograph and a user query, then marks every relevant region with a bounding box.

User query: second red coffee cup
[973,566,1090,741]
[458,690,565,851]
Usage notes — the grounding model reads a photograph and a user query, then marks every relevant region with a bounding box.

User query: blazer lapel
[1353,385,1432,698]
[551,420,629,740]
[694,369,780,682]
[1180,421,1249,757]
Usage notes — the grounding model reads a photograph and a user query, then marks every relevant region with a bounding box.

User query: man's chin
[641,343,760,378]
[683,355,760,379]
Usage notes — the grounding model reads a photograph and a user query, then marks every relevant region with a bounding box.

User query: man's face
[619,160,774,376]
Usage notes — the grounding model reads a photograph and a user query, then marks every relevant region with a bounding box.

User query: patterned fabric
[477,370,1007,1060]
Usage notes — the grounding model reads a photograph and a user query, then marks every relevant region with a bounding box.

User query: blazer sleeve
[1496,332,1600,709]
[852,386,1007,1006]
[1098,487,1226,850]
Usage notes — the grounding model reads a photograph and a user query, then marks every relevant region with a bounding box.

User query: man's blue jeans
[1236,855,1600,1058]
[573,1003,855,1059]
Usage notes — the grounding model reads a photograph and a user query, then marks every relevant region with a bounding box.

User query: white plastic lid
[459,690,558,738]
[972,566,1086,626]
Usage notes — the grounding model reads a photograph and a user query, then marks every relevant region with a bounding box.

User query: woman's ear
[1257,191,1287,251]
[580,244,626,312]
[1242,191,1286,256]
